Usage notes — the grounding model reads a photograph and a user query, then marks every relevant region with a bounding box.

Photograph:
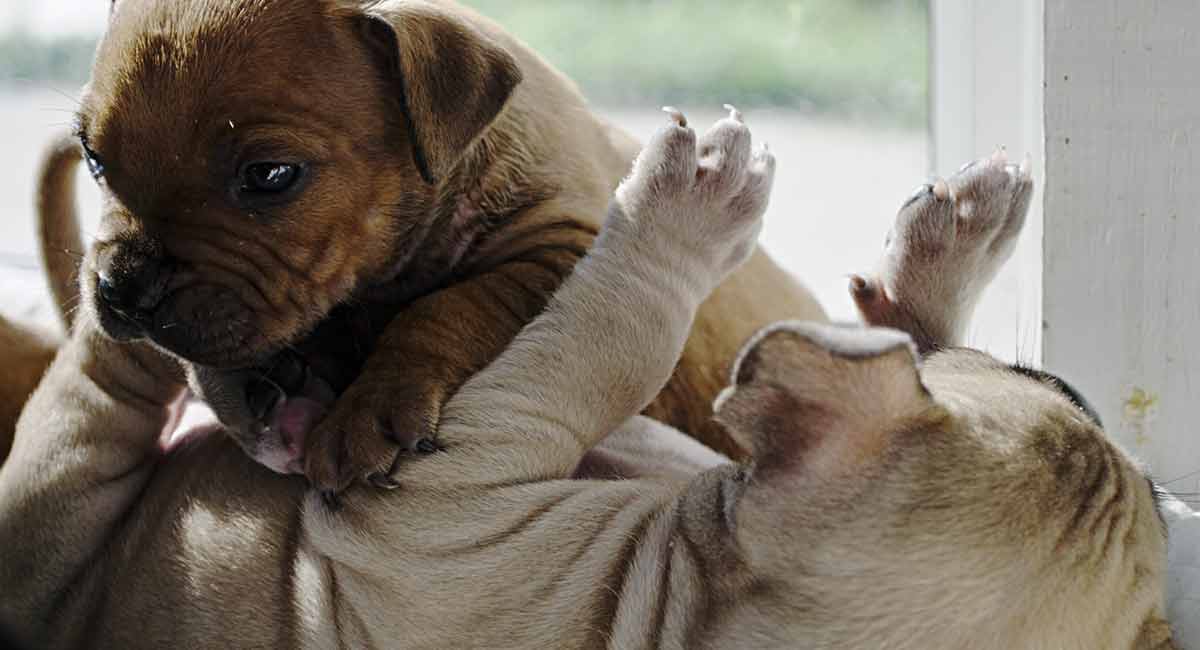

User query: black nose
[93,235,172,328]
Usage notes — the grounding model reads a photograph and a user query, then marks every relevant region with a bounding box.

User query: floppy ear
[353,5,523,185]
[714,322,935,479]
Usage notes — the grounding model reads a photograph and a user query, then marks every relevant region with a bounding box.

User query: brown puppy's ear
[353,6,522,185]
[714,322,935,479]
[1132,616,1178,649]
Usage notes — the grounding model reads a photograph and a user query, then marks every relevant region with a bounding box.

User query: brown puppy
[70,0,823,490]
[0,115,1174,648]
[0,316,56,464]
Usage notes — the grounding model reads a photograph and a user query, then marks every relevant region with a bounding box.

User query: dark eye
[79,136,105,181]
[241,162,301,194]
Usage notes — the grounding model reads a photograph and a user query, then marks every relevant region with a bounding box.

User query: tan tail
[35,131,86,332]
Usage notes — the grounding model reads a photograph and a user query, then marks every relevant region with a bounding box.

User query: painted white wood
[930,0,1044,363]
[1044,1,1200,485]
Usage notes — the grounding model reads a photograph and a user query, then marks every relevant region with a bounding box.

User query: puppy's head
[74,0,522,453]
[713,322,1174,649]
[75,0,520,370]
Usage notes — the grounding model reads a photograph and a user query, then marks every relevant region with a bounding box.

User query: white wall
[1043,1,1200,485]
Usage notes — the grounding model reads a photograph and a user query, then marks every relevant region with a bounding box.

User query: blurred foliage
[0,0,928,125]
[0,31,96,87]
[471,0,928,125]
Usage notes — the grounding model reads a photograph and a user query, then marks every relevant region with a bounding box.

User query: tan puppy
[69,0,823,492]
[0,113,1173,648]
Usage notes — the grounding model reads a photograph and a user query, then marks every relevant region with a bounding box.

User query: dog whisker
[1160,468,1200,486]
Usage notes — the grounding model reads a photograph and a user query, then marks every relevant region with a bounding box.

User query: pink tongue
[270,396,328,458]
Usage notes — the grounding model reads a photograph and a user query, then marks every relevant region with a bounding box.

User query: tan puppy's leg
[300,110,775,648]
[0,315,183,640]
[851,150,1033,352]
[327,108,768,497]
[430,106,771,483]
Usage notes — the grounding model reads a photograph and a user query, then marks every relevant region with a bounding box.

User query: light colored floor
[0,89,1029,360]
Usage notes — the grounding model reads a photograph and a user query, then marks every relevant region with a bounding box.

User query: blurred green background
[0,0,928,126]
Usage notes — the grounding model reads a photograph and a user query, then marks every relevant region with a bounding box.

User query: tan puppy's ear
[714,322,934,479]
[353,6,523,185]
[1132,616,1178,649]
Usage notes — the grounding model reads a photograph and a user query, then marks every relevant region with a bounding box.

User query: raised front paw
[851,149,1034,351]
[613,105,775,281]
[303,371,444,497]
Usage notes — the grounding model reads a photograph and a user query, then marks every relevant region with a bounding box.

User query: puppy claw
[849,274,892,323]
[849,273,870,293]
[368,473,402,491]
[723,103,743,122]
[304,379,446,494]
[662,106,687,127]
[1019,153,1033,179]
[931,177,951,201]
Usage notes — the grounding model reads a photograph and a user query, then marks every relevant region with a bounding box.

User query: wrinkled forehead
[921,347,1167,518]
[918,348,1100,433]
[86,0,345,125]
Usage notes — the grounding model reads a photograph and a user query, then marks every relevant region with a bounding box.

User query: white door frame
[932,0,1198,485]
[1040,1,1200,486]
[930,0,1045,364]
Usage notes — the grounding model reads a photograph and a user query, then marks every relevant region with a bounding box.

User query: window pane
[475,0,930,322]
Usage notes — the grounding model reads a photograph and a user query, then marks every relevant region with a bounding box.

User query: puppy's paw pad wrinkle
[854,150,1035,348]
[617,111,697,211]
[614,106,774,285]
[696,106,753,197]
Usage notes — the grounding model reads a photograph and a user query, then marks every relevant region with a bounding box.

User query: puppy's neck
[362,128,552,303]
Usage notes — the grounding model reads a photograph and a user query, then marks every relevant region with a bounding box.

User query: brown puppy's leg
[304,230,591,492]
[851,150,1034,352]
